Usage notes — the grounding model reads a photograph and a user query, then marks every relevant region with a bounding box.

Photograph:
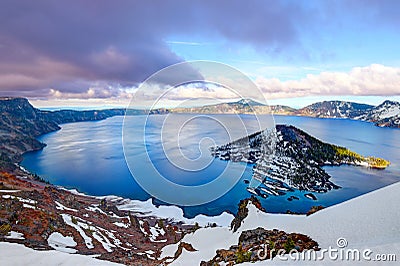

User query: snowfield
[166,181,400,265]
[0,242,122,266]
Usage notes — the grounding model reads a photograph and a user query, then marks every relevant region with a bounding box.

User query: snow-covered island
[211,125,390,197]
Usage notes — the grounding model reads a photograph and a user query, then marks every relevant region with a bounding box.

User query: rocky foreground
[0,169,197,265]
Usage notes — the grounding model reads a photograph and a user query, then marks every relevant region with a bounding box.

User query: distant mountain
[235,98,264,106]
[269,105,297,115]
[297,100,374,119]
[358,100,400,127]
[171,99,295,115]
[211,124,390,198]
[296,100,400,128]
[170,99,400,128]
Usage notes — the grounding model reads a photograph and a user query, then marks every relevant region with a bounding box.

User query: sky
[0,0,399,108]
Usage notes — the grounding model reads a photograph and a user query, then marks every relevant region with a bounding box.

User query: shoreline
[18,115,392,220]
[17,162,235,227]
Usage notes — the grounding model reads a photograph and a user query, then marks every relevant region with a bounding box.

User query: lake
[22,114,400,218]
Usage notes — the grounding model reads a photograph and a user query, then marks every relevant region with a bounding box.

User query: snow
[168,182,400,265]
[0,189,20,193]
[5,231,24,240]
[23,203,36,209]
[21,200,36,206]
[245,182,399,250]
[61,214,94,249]
[63,188,88,197]
[55,201,78,212]
[47,232,77,254]
[86,205,107,215]
[113,222,130,228]
[116,198,234,227]
[92,230,115,252]
[60,213,127,252]
[0,242,122,266]
[378,106,400,119]
[2,195,36,204]
[60,185,308,230]
[163,227,240,263]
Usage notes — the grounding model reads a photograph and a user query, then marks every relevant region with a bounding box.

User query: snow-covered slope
[166,181,400,265]
[0,242,122,266]
[296,100,400,128]
[358,100,400,127]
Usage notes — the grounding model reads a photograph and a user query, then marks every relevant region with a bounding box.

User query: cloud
[0,1,398,101]
[256,64,400,99]
[166,41,208,46]
[0,0,309,98]
[167,83,237,100]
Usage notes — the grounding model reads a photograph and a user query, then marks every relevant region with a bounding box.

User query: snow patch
[61,214,94,249]
[117,198,234,227]
[55,201,78,212]
[113,222,129,228]
[0,242,122,265]
[5,231,24,240]
[0,189,20,193]
[2,195,37,204]
[47,232,77,254]
[86,205,107,215]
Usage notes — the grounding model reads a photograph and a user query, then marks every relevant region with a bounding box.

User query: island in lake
[211,124,390,199]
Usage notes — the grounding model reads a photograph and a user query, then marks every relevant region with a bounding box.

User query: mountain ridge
[170,99,400,128]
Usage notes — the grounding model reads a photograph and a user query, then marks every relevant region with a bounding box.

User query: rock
[174,242,197,259]
[204,227,319,265]
[306,205,325,216]
[230,196,265,232]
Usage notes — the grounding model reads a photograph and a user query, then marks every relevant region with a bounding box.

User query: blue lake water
[22,115,400,218]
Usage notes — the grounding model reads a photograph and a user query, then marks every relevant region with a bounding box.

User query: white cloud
[167,84,237,100]
[256,64,400,99]
[38,64,400,108]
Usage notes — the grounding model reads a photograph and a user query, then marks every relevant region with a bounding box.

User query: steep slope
[0,98,59,169]
[0,172,197,265]
[0,98,152,170]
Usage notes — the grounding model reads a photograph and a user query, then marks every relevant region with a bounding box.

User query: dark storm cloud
[0,0,309,98]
